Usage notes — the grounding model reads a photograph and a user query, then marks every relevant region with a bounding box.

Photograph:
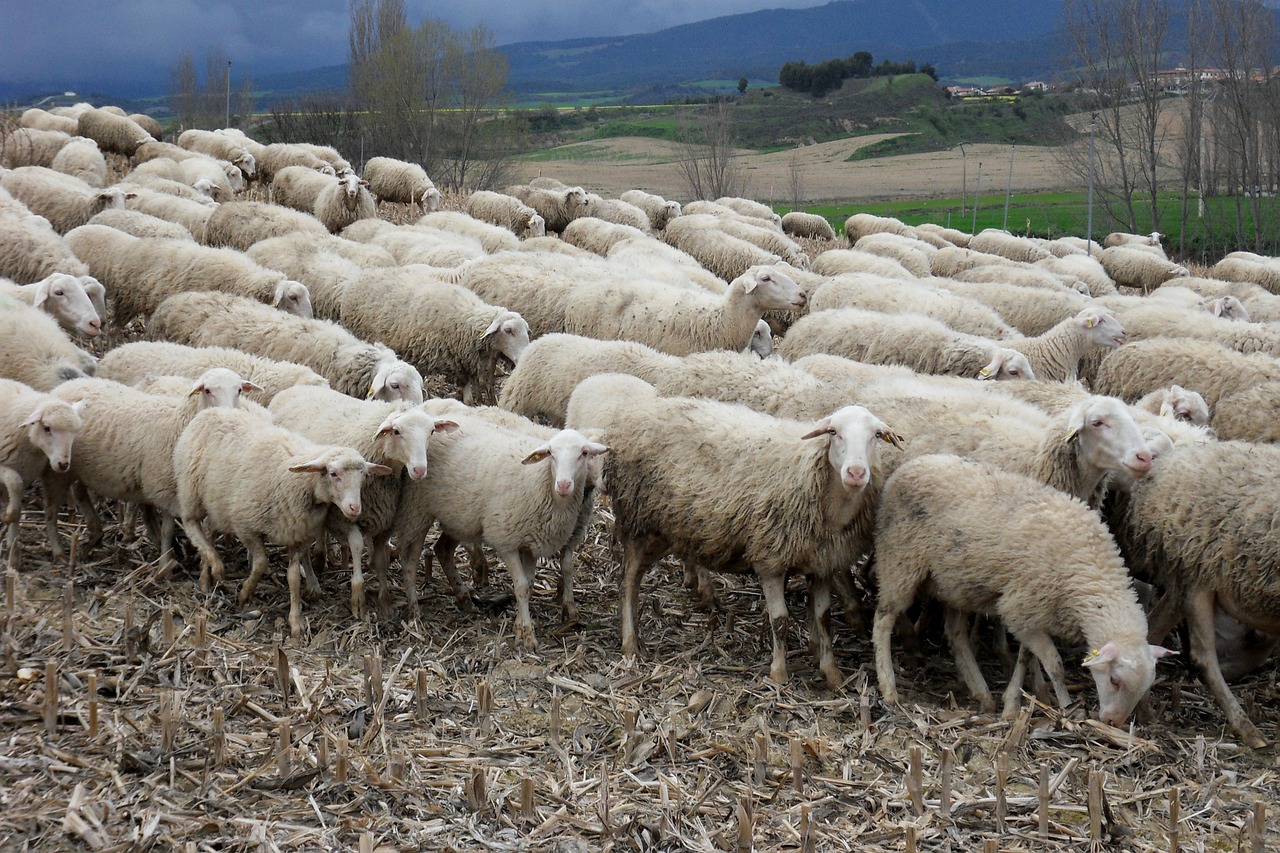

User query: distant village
[948,66,1279,100]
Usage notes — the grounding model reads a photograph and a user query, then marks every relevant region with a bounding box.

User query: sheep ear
[288,458,330,473]
[583,441,609,456]
[1082,643,1119,667]
[365,463,394,477]
[241,380,264,394]
[187,383,205,397]
[800,418,833,440]
[1158,401,1173,418]
[521,447,551,465]
[1149,644,1177,660]
[1082,313,1099,328]
[30,279,52,308]
[482,317,503,338]
[19,408,43,428]
[375,413,399,437]
[1064,405,1085,442]
[741,275,759,294]
[70,400,87,417]
[880,430,906,449]
[978,352,1004,379]
[433,418,460,434]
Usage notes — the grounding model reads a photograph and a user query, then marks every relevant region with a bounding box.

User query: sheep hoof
[821,664,845,691]
[514,624,538,652]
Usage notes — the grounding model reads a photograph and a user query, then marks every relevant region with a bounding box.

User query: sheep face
[748,320,774,358]
[1066,396,1153,479]
[273,281,314,319]
[1210,295,1250,323]
[418,185,442,212]
[1159,385,1211,426]
[289,448,392,521]
[740,265,806,310]
[338,173,367,209]
[368,360,425,405]
[978,349,1035,380]
[32,273,101,337]
[21,399,85,473]
[484,312,530,366]
[1083,639,1172,727]
[521,428,608,501]
[802,404,903,491]
[188,368,264,410]
[522,213,546,238]
[375,409,457,481]
[1077,308,1126,349]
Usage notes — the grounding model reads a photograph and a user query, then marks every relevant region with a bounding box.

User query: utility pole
[1002,145,1016,231]
[1086,112,1097,254]
[225,60,232,128]
[971,161,983,235]
[958,143,968,218]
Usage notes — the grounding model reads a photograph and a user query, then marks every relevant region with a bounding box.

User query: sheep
[121,188,215,241]
[506,184,591,233]
[1104,230,1164,251]
[704,214,810,270]
[175,129,257,179]
[811,249,916,280]
[19,109,79,135]
[416,211,519,253]
[268,386,457,618]
[464,191,546,238]
[49,137,106,187]
[853,232,934,277]
[872,453,1170,722]
[1,128,72,168]
[915,222,970,247]
[99,341,329,405]
[932,277,1091,336]
[0,295,94,390]
[133,154,241,200]
[1035,253,1117,296]
[1098,246,1188,291]
[807,274,1016,340]
[87,208,195,241]
[1209,295,1250,322]
[620,190,682,231]
[362,156,442,211]
[0,379,84,568]
[662,216,783,282]
[75,108,153,156]
[134,140,201,165]
[1211,255,1280,295]
[843,212,913,243]
[173,407,390,635]
[42,368,262,568]
[928,245,1019,278]
[604,238,729,293]
[270,165,337,213]
[291,143,352,176]
[148,290,425,404]
[0,207,93,283]
[254,142,337,182]
[1100,299,1280,359]
[1134,385,1211,427]
[681,199,747,220]
[63,224,313,325]
[967,229,1054,264]
[120,171,222,205]
[777,308,1036,380]
[201,200,327,251]
[0,273,103,338]
[246,235,369,321]
[346,223,485,270]
[0,167,133,234]
[498,333,680,426]
[561,217,648,256]
[392,410,607,646]
[748,319,774,357]
[781,211,836,241]
[313,172,376,234]
[1002,307,1127,382]
[957,264,1090,295]
[565,373,902,687]
[339,270,530,404]
[714,196,782,226]
[583,196,651,231]
[564,265,805,356]
[1092,337,1280,408]
[128,114,164,142]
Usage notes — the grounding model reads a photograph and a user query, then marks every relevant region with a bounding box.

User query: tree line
[778,52,938,98]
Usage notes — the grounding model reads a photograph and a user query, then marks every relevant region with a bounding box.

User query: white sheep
[0,166,133,234]
[268,386,457,618]
[933,276,1091,336]
[19,109,78,135]
[362,156,442,211]
[1211,254,1280,295]
[507,184,591,233]
[1209,295,1250,322]
[704,214,810,270]
[843,212,913,243]
[416,211,520,253]
[1134,385,1211,427]
[1100,299,1280,359]
[780,211,836,241]
[714,196,782,227]
[99,341,329,404]
[291,142,352,175]
[128,114,164,142]
[312,172,376,234]
[957,263,1091,294]
[811,248,917,280]
[914,222,970,247]
[516,235,593,259]
[271,165,337,213]
[88,208,196,241]
[246,234,370,321]
[0,379,84,568]
[0,208,93,283]
[120,171,222,205]
[853,232,934,277]
[201,200,328,252]
[464,191,546,238]
[872,453,1171,722]
[253,142,337,182]
[620,189,682,231]
[347,223,485,269]
[122,188,216,241]
[49,137,107,188]
[1,128,73,168]
[566,373,902,687]
[339,269,530,404]
[75,108,153,156]
[148,290,425,404]
[561,216,649,256]
[967,229,1053,264]
[1099,246,1188,291]
[0,294,95,391]
[0,273,103,338]
[584,195,651,231]
[1003,307,1127,382]
[173,407,390,635]
[1104,230,1164,252]
[808,274,1016,340]
[1035,253,1117,296]
[604,237,728,293]
[133,154,240,200]
[176,129,257,179]
[662,215,782,281]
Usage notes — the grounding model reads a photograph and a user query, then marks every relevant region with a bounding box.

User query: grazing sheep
[1101,300,1280,358]
[1,128,72,168]
[88,208,196,241]
[416,211,520,253]
[464,191,546,238]
[706,214,810,270]
[565,265,805,356]
[583,195,651,231]
[853,232,934,277]
[967,229,1053,264]
[662,216,783,282]
[19,109,78,135]
[128,114,164,141]
[872,453,1170,722]
[1211,255,1280,295]
[348,223,486,269]
[1134,385,1210,427]
[715,196,782,226]
[0,295,94,390]
[915,222,970,247]
[507,184,590,233]
[173,407,390,635]
[957,264,1090,295]
[1104,230,1164,252]
[1099,246,1188,291]
[120,171,222,205]
[929,245,1019,278]
[561,216,648,256]
[64,224,313,325]
[49,137,106,187]
[498,333,680,426]
[362,156,442,211]
[339,269,530,404]
[271,165,336,213]
[149,290,425,404]
[268,386,456,618]
[808,274,1016,340]
[134,139,200,165]
[246,234,371,321]
[0,167,133,234]
[843,212,913,243]
[620,189,682,231]
[0,273,103,338]
[933,277,1091,336]
[778,308,1036,380]
[605,237,728,293]
[122,188,216,241]
[0,207,93,283]
[1035,253,1117,296]
[201,200,327,251]
[253,142,337,182]
[1002,307,1127,382]
[133,154,241,200]
[811,248,917,280]
[292,143,352,175]
[99,341,328,405]
[566,373,902,687]
[75,108,153,156]
[781,211,836,241]
[1209,295,1250,322]
[1092,337,1280,408]
[312,172,376,234]
[0,379,84,568]
[175,129,257,179]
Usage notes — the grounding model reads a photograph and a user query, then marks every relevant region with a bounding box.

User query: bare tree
[673,100,747,200]
[168,46,252,131]
[438,24,511,191]
[787,146,806,209]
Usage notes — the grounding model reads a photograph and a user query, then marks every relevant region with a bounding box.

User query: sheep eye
[54,290,65,297]
[389,382,400,390]
[1092,419,1105,428]
[1109,676,1122,689]
[329,471,340,479]
[392,429,401,436]
[42,424,52,433]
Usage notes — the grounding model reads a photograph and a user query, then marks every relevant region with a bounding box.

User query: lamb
[19,109,79,135]
[361,156,442,211]
[1098,246,1188,291]
[811,249,917,280]
[932,277,1091,336]
[173,407,390,636]
[808,274,1016,340]
[498,333,680,426]
[662,216,783,282]
[0,273,103,338]
[391,410,607,646]
[777,308,1036,380]
[464,191,546,238]
[200,200,328,251]
[582,196,650,231]
[843,212,913,243]
[312,172,376,234]
[564,265,805,355]
[253,142,337,182]
[417,211,520,253]
[967,229,1053,264]
[620,189,682,231]
[1,128,72,168]
[0,295,95,390]
[1133,385,1210,427]
[88,208,195,241]
[0,379,84,569]
[872,453,1170,723]
[75,108,153,156]
[64,224,313,325]
[0,207,93,283]
[175,129,257,179]
[99,341,329,405]
[268,386,456,618]
[714,196,782,226]
[1002,307,1127,382]
[148,290,425,404]
[0,167,133,233]
[506,184,590,233]
[561,216,648,256]
[49,137,107,187]
[565,373,902,687]
[781,211,836,241]
[339,270,530,404]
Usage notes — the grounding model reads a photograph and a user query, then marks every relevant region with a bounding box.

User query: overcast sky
[0,0,826,90]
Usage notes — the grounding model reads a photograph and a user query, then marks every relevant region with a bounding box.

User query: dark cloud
[1,0,822,92]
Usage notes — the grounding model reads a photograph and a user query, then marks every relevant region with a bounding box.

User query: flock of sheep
[2,102,1279,754]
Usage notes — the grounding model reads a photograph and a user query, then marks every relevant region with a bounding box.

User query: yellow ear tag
[978,367,993,378]
[1082,648,1101,665]
[1064,425,1080,441]
[188,387,202,397]
[1085,316,1098,328]
[366,383,378,400]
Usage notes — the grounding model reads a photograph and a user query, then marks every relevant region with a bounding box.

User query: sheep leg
[806,575,844,690]
[369,531,394,618]
[620,537,664,660]
[872,605,904,705]
[500,548,537,651]
[1017,630,1071,710]
[467,543,490,588]
[1002,644,1033,719]
[41,473,68,561]
[759,570,791,685]
[433,535,476,613]
[556,545,579,623]
[119,502,140,544]
[238,536,271,605]
[393,519,431,621]
[71,482,103,548]
[140,506,179,581]
[944,607,996,713]
[462,381,476,406]
[831,566,866,635]
[285,546,305,638]
[1,467,23,570]
[1185,586,1268,749]
[347,526,367,620]
[1145,587,1183,646]
[181,517,224,591]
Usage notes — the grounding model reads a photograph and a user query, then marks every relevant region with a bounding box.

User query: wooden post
[415,669,429,722]
[317,734,328,771]
[549,691,561,748]
[335,731,349,784]
[790,736,804,794]
[1038,764,1050,839]
[122,600,134,659]
[1168,786,1180,853]
[275,646,290,709]
[940,747,954,818]
[753,733,768,788]
[161,692,176,754]
[1087,768,1103,845]
[800,803,815,853]
[995,751,1008,832]
[599,761,610,836]
[62,583,75,650]
[87,672,98,738]
[277,719,291,777]
[211,706,225,766]
[43,662,58,736]
[162,606,176,648]
[1249,801,1265,853]
[905,825,916,853]
[520,777,534,820]
[907,745,924,816]
[477,678,494,736]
